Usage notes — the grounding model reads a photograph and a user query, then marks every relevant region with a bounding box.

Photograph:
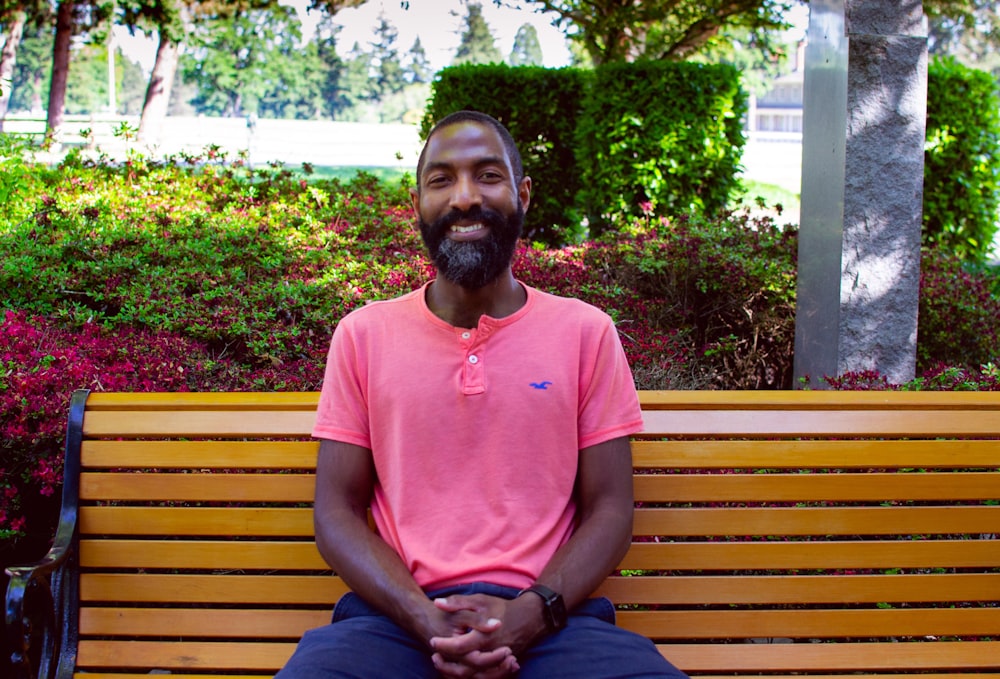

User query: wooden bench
[6,389,1000,678]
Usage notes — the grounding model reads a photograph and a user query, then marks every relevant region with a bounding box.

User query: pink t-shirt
[312,282,643,591]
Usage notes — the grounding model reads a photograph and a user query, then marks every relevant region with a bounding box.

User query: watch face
[549,594,567,630]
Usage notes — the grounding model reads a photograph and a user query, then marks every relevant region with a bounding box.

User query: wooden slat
[640,409,1000,438]
[631,472,1000,502]
[81,608,327,638]
[76,640,295,671]
[83,607,1000,642]
[84,391,320,410]
[82,572,999,607]
[82,505,1000,538]
[631,438,1000,468]
[79,538,997,572]
[80,574,348,604]
[81,440,319,469]
[82,410,316,437]
[80,540,327,570]
[75,639,1000,673]
[633,506,1000,536]
[617,608,1000,639]
[619,539,1000,570]
[80,473,315,502]
[595,573,1000,605]
[638,390,1000,410]
[81,507,314,536]
[658,641,1000,672]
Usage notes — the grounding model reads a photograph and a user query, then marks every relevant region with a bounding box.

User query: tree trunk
[46,0,76,146]
[137,33,179,144]
[0,9,28,131]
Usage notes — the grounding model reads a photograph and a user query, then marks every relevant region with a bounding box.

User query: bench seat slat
[79,538,997,571]
[82,440,319,468]
[81,507,314,536]
[595,573,1000,604]
[81,573,348,604]
[619,539,1000,570]
[74,640,1000,673]
[78,606,1000,640]
[617,608,1000,639]
[634,506,1000,536]
[659,641,1000,672]
[631,439,1000,468]
[638,390,1000,410]
[80,471,1000,504]
[80,473,315,502]
[76,640,296,671]
[80,505,1000,538]
[81,572,999,606]
[82,410,316,437]
[640,409,1000,437]
[81,608,327,638]
[633,472,1000,502]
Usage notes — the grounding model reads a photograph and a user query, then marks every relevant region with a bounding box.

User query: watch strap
[518,583,568,631]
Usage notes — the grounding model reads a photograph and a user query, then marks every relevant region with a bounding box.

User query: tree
[405,36,432,84]
[509,22,543,66]
[369,11,404,101]
[179,4,307,117]
[6,15,50,114]
[452,1,501,66]
[925,0,1000,75]
[0,0,50,128]
[513,0,792,65]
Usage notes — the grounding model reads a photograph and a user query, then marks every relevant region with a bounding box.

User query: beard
[419,203,524,289]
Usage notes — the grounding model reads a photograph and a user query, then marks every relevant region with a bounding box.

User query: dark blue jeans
[276,583,688,679]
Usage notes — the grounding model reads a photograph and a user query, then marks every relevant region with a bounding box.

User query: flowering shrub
[2,149,998,552]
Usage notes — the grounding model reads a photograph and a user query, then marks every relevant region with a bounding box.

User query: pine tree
[452,2,502,66]
[509,23,543,66]
[405,37,433,84]
[370,12,405,99]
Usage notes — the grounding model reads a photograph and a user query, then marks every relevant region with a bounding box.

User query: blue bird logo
[529,381,553,390]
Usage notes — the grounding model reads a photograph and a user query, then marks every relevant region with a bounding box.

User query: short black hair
[416,110,524,187]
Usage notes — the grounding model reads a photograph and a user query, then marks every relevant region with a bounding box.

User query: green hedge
[924,56,1000,263]
[421,64,589,246]
[422,61,746,246]
[576,60,746,237]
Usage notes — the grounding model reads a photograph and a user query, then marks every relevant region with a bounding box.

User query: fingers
[432,648,520,678]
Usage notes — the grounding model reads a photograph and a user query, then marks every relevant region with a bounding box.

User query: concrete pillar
[794,0,927,387]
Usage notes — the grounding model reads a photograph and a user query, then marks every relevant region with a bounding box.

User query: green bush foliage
[2,147,999,559]
[924,56,1000,263]
[575,60,746,237]
[421,64,589,246]
[423,61,746,245]
[917,249,1000,371]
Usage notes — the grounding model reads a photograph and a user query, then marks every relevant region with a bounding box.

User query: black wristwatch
[518,583,567,632]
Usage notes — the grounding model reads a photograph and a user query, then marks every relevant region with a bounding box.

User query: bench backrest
[68,390,1000,675]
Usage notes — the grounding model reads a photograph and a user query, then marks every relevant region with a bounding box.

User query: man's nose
[449,174,482,212]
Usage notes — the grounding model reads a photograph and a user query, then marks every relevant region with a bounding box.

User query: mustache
[432,206,508,232]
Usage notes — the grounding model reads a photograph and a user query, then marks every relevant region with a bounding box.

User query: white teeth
[451,223,484,233]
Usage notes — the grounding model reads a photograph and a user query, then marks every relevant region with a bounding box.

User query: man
[276,111,688,678]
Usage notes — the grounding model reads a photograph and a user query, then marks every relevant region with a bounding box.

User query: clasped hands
[427,593,545,679]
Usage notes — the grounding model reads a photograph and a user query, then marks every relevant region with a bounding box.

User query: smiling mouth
[450,223,485,234]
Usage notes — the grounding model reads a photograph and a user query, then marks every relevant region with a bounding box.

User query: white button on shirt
[468,355,479,364]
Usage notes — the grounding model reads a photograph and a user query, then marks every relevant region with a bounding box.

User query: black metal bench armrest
[5,389,89,679]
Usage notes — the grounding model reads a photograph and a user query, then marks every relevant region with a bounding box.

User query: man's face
[411,121,531,289]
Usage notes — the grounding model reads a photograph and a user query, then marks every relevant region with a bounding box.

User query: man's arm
[313,437,517,675]
[431,434,634,661]
[314,438,439,639]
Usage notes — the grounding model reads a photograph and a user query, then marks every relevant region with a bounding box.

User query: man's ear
[518,176,532,213]
[409,187,420,215]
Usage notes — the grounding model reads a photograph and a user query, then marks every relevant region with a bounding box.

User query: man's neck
[426,269,527,329]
